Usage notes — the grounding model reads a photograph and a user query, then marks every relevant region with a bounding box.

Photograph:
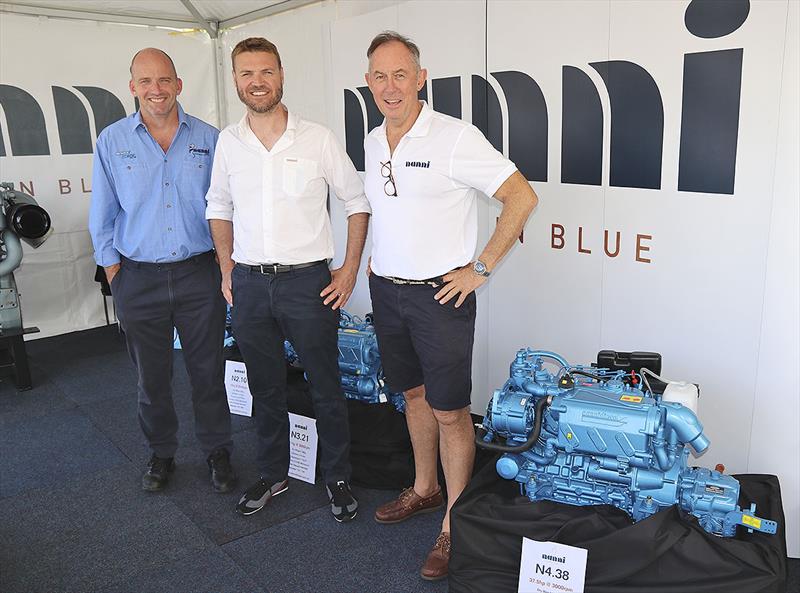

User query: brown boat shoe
[420,531,451,581]
[374,485,444,524]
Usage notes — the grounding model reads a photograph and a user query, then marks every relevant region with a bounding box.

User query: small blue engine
[478,348,778,537]
[285,311,405,413]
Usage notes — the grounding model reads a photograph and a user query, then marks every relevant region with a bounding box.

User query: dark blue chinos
[114,252,232,457]
[230,262,351,485]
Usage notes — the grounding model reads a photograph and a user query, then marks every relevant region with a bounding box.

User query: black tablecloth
[449,457,788,593]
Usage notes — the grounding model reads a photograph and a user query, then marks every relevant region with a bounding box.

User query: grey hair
[367,31,421,70]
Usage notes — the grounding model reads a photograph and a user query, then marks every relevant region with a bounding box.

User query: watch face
[474,261,487,275]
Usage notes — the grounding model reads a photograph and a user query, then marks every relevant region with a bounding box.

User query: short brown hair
[231,37,282,70]
[367,31,421,70]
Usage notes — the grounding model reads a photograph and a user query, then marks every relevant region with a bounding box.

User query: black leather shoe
[142,455,175,492]
[207,448,237,493]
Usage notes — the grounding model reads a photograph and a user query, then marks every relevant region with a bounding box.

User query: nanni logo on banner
[342,0,750,263]
[0,85,132,157]
[0,84,133,195]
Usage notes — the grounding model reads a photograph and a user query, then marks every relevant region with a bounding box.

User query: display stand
[449,457,788,593]
[0,327,39,390]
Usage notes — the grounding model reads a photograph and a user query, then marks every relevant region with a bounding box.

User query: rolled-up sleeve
[205,134,234,221]
[88,133,122,267]
[322,129,371,218]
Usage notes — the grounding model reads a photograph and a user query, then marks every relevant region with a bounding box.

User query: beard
[237,84,283,114]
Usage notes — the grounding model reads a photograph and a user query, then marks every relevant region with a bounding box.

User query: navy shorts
[368,273,476,411]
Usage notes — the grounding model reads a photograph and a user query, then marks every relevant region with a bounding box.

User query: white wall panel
[749,0,800,558]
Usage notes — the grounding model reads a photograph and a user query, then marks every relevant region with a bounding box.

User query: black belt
[236,260,326,274]
[120,250,213,270]
[382,274,444,288]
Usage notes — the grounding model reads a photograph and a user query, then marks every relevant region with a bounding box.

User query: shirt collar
[130,102,189,131]
[238,107,298,147]
[375,100,433,139]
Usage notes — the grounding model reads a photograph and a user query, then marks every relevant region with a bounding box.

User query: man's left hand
[434,265,487,308]
[321,264,358,310]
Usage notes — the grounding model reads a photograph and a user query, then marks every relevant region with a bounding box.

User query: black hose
[475,396,549,453]
[570,369,607,382]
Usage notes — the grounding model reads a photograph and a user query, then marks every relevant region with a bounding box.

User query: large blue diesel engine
[285,311,405,413]
[477,348,778,537]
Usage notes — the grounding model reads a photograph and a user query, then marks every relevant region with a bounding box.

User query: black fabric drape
[449,457,787,593]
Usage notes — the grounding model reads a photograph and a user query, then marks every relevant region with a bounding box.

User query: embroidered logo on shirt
[405,160,430,169]
[188,144,210,156]
[115,150,136,159]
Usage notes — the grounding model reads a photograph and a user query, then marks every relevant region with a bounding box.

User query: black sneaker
[142,455,175,492]
[327,480,358,523]
[207,448,238,493]
[236,478,289,516]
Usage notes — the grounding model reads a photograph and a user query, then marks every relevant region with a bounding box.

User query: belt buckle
[258,264,280,274]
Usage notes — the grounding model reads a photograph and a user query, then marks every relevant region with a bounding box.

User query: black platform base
[450,458,788,593]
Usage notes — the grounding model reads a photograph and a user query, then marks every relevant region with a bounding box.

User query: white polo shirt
[364,101,516,280]
[205,110,370,265]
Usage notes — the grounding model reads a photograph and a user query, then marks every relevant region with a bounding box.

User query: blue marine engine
[477,349,778,537]
[285,311,405,413]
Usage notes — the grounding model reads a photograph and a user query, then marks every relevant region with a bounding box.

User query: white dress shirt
[364,102,516,280]
[206,110,370,265]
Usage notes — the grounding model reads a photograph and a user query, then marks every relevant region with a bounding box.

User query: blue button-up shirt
[89,104,219,266]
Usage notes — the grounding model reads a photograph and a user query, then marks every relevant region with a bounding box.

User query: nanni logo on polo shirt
[343,0,749,196]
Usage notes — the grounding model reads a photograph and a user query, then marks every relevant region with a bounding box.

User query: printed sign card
[518,538,587,593]
[224,360,253,417]
[288,413,318,484]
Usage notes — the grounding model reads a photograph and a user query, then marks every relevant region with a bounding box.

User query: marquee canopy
[0,0,319,35]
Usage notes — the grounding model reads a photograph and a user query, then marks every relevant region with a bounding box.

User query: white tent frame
[0,0,321,127]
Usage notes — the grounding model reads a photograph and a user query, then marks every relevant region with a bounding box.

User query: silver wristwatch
[472,260,490,277]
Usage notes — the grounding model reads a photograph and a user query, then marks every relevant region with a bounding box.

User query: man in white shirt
[363,31,539,580]
[206,37,371,523]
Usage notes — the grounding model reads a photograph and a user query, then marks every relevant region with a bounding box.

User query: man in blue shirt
[89,48,237,493]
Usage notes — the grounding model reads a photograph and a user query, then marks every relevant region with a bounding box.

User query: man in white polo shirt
[205,37,371,523]
[363,31,539,580]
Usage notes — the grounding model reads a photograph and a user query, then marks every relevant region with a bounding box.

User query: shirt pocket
[110,159,148,210]
[282,157,319,196]
[180,154,212,201]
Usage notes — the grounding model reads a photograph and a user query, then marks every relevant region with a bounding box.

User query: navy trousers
[113,251,232,458]
[230,262,351,485]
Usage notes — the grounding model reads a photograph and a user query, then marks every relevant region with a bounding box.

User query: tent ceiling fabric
[0,1,317,30]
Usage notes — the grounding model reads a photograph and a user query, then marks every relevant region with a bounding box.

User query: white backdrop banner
[0,13,217,338]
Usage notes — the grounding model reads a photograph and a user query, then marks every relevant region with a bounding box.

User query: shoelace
[330,481,353,505]
[398,487,417,504]
[434,533,451,554]
[245,479,270,498]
